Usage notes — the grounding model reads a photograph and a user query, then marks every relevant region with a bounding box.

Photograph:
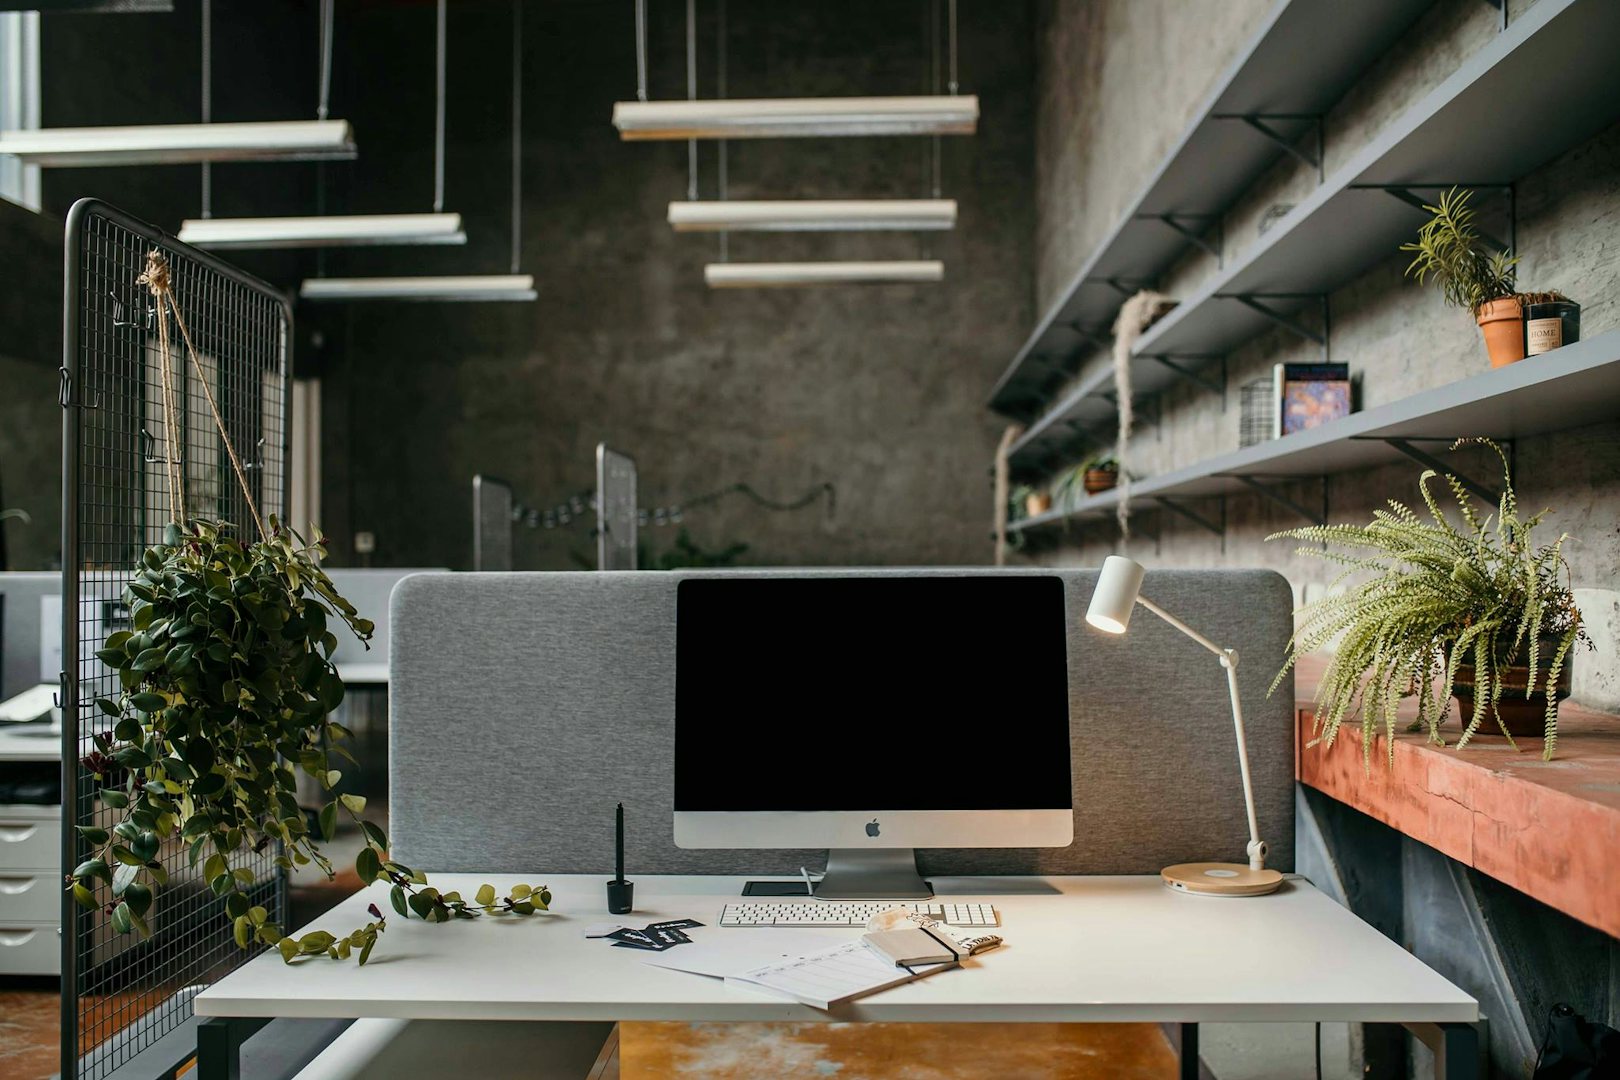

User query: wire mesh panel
[60,199,290,1080]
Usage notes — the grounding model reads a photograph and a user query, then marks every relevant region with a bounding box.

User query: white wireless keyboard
[718,902,1000,928]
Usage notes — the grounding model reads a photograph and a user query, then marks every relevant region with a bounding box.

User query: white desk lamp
[1085,556,1284,897]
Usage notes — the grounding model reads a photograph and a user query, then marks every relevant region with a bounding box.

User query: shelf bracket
[1088,276,1155,298]
[1360,183,1515,252]
[1140,213,1223,263]
[1224,293,1327,347]
[1375,437,1505,505]
[1144,354,1226,399]
[1227,474,1327,527]
[1066,321,1112,351]
[1153,495,1224,538]
[1214,112,1323,182]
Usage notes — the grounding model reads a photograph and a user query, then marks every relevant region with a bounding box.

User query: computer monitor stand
[813,849,932,900]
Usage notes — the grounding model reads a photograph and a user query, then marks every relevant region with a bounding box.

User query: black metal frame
[60,198,293,1080]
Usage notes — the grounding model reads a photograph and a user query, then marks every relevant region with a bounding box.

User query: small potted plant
[1269,438,1586,762]
[1400,187,1523,367]
[1012,484,1051,519]
[1082,456,1120,495]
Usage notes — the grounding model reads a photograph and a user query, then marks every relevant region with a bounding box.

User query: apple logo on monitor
[865,819,880,838]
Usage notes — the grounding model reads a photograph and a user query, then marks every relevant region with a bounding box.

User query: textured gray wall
[0,199,62,571]
[308,0,1034,570]
[1024,0,1620,707]
[0,0,317,571]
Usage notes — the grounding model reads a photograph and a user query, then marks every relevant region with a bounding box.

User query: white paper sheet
[727,940,953,1009]
[639,928,845,980]
[0,684,57,724]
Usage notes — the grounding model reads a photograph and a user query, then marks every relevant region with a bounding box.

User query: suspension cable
[317,0,334,121]
[685,0,697,201]
[634,0,648,102]
[511,0,523,273]
[433,0,446,213]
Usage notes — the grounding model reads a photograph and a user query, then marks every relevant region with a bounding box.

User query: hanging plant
[67,253,551,965]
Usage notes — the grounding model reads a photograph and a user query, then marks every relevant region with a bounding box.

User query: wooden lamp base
[1161,862,1284,896]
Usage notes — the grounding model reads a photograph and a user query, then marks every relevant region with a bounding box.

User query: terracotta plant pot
[1451,643,1573,738]
[1025,492,1052,517]
[1475,296,1525,368]
[1083,468,1118,495]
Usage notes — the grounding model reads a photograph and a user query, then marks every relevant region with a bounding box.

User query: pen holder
[606,879,634,915]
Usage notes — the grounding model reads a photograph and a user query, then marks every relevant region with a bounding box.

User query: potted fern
[1400,187,1524,367]
[1270,439,1586,762]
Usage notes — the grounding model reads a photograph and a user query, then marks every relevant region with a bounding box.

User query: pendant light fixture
[299,275,535,301]
[705,261,943,287]
[0,2,355,167]
[299,0,534,302]
[614,0,975,141]
[685,0,958,287]
[179,0,464,250]
[614,96,977,140]
[669,199,956,232]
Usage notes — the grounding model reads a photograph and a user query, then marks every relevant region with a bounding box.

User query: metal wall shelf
[1011,327,1620,533]
[987,0,1435,419]
[1005,0,1620,478]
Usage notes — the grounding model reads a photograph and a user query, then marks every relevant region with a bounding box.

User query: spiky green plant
[1269,439,1584,764]
[1400,187,1519,313]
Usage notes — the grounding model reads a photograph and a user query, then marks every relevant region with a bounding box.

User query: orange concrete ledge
[1294,656,1620,939]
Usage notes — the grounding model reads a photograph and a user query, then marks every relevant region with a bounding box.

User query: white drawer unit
[0,803,61,976]
[0,922,59,976]
[0,871,59,922]
[0,803,59,870]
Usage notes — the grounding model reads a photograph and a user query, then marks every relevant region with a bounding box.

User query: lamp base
[1161,862,1284,897]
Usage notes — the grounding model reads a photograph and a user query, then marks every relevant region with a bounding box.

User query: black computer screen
[674,575,1073,811]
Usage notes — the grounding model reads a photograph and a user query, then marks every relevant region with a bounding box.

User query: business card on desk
[645,925,692,948]
[647,918,704,932]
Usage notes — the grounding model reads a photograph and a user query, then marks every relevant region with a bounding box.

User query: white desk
[195,874,1479,1078]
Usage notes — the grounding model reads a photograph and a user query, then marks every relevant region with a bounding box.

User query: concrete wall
[0,0,317,571]
[1027,2,1620,1076]
[300,0,1033,570]
[1023,0,1620,711]
[0,198,62,571]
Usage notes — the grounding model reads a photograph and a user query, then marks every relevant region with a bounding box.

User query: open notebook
[726,939,955,1010]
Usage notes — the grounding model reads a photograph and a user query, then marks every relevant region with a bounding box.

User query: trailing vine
[66,253,550,964]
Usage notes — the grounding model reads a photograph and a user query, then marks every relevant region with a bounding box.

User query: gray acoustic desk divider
[389,568,1296,878]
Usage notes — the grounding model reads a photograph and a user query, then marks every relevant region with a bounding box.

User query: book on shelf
[1272,362,1352,439]
[1239,376,1274,448]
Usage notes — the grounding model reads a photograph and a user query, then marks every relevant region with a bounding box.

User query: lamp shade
[1085,555,1146,635]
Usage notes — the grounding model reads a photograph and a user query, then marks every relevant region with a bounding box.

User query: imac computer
[674,574,1074,899]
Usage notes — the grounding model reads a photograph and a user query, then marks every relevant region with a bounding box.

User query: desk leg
[1403,1021,1481,1080]
[1178,1022,1199,1080]
[196,1016,272,1080]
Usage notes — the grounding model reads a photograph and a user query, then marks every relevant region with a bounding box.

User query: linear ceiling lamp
[669,199,956,232]
[704,261,943,288]
[177,3,461,250]
[178,212,464,249]
[300,1,534,303]
[300,275,536,302]
[614,95,977,140]
[0,119,354,166]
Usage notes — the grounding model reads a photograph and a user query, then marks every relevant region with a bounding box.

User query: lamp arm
[1134,595,1225,658]
[1137,593,1267,872]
